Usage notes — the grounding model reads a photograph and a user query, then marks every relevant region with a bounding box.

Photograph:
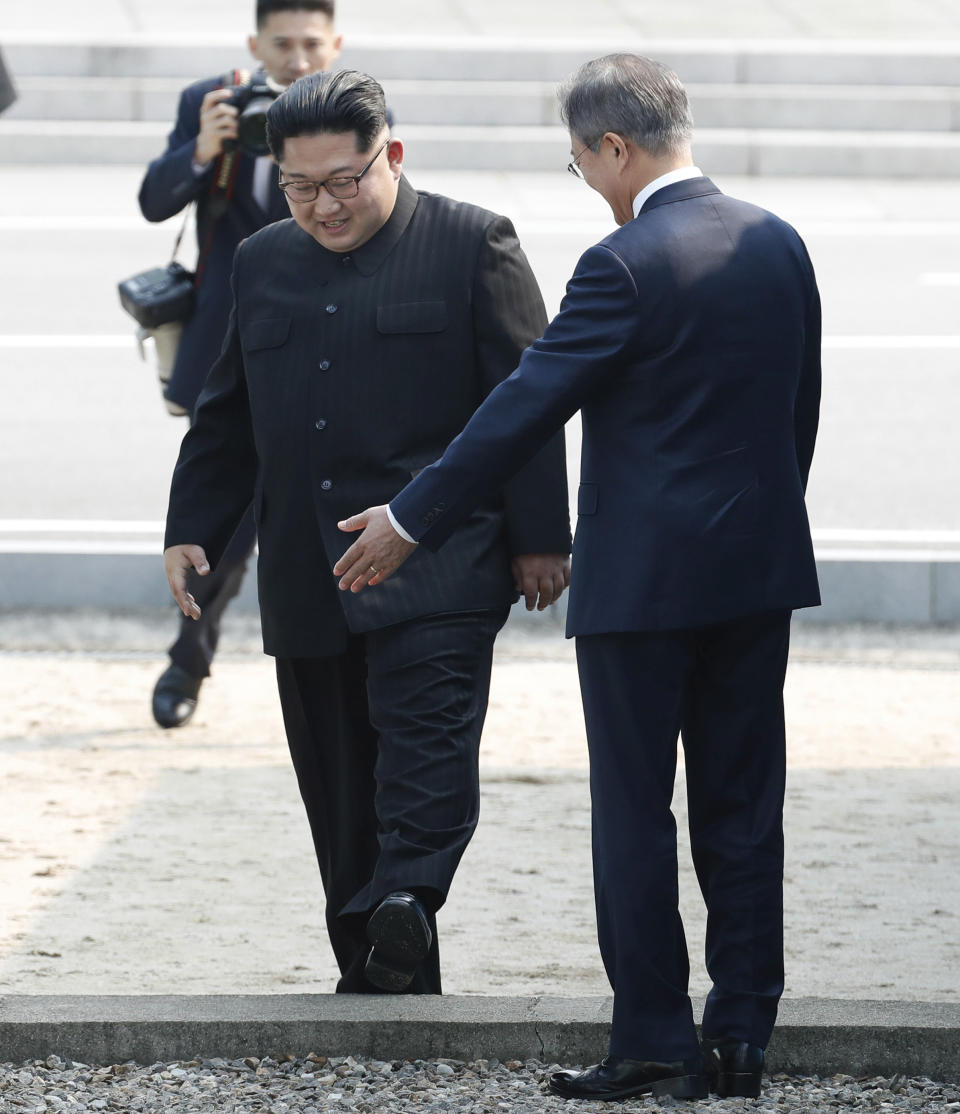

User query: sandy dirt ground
[0,613,958,1003]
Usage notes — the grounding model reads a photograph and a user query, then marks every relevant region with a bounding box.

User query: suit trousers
[275,606,509,994]
[168,505,256,679]
[575,610,792,1061]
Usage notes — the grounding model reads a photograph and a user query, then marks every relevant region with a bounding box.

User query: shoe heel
[364,950,416,992]
[716,1071,762,1099]
[653,1074,709,1100]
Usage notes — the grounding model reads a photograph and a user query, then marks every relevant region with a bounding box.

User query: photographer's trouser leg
[168,505,256,679]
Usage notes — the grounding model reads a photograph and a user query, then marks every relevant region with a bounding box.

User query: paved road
[0,168,957,533]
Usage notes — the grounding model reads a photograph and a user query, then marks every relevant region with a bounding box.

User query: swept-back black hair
[266,69,387,160]
[256,0,335,29]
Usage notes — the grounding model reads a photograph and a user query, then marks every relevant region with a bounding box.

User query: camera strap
[191,68,250,287]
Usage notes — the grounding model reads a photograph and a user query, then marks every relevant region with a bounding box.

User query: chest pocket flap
[243,317,292,352]
[377,301,448,335]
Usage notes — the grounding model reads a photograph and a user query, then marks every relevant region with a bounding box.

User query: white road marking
[822,335,960,349]
[0,335,135,348]
[0,520,164,533]
[0,217,172,231]
[0,540,162,555]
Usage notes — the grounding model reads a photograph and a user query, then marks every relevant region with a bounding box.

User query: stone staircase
[3,36,960,173]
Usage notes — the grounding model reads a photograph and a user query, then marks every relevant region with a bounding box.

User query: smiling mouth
[321,219,347,229]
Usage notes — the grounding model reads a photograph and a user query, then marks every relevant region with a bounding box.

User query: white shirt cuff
[191,157,213,176]
[386,504,417,544]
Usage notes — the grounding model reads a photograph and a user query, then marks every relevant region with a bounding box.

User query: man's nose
[289,50,311,75]
[312,188,341,217]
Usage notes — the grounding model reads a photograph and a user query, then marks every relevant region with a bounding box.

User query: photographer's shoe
[364,891,432,992]
[702,1037,764,1098]
[152,663,203,729]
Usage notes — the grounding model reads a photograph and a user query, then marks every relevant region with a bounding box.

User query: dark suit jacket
[164,177,572,656]
[138,73,291,412]
[0,47,17,116]
[391,176,821,635]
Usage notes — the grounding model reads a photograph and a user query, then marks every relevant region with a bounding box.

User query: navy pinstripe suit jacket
[164,177,572,656]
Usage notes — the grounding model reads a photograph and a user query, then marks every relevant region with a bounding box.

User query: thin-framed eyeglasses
[278,139,389,202]
[567,141,595,180]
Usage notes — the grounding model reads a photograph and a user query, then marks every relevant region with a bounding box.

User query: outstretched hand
[333,505,417,593]
[164,544,210,619]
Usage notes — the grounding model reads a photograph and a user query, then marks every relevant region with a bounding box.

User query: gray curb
[2,551,960,625]
[1,997,958,1081]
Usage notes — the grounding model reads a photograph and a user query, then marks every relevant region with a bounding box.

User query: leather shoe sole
[364,892,432,993]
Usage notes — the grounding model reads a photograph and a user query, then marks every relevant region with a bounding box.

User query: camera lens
[237,96,274,157]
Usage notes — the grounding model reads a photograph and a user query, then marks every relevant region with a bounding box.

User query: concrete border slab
[1,996,958,1080]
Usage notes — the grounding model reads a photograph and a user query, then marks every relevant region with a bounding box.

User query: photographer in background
[0,46,17,115]
[138,0,342,728]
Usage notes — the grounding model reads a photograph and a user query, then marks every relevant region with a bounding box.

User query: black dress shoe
[152,663,203,729]
[548,1056,709,1101]
[364,891,432,992]
[702,1037,764,1098]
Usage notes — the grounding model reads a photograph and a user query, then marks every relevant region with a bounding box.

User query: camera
[223,71,284,157]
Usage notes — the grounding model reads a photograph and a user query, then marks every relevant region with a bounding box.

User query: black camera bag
[118,262,196,330]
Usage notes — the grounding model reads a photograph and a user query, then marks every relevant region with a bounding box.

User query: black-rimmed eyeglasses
[278,139,389,202]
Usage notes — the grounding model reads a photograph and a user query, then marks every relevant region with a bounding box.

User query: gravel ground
[2,1056,960,1114]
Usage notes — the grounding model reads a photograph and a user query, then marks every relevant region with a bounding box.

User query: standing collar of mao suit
[636,175,721,215]
[349,175,420,276]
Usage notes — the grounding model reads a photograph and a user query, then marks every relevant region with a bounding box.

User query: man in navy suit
[139,0,342,728]
[334,53,821,1102]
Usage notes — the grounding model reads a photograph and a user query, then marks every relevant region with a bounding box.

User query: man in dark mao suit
[336,55,821,1100]
[163,69,571,995]
[139,0,343,727]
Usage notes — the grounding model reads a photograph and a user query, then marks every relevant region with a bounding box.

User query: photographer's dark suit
[391,176,821,1051]
[140,73,288,681]
[165,177,571,990]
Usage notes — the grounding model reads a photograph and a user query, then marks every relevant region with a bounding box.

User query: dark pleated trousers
[275,606,509,994]
[575,609,792,1061]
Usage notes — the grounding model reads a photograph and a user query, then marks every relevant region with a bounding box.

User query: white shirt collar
[632,166,703,219]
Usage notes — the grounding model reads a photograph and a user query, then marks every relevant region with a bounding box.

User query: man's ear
[386,137,404,178]
[247,33,262,64]
[604,132,628,161]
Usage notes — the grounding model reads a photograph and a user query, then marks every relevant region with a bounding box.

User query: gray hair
[558,54,693,157]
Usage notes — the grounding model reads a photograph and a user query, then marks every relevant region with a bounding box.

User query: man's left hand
[334,505,417,593]
[512,553,571,611]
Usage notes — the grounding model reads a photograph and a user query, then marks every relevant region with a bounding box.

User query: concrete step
[4,35,960,86]
[4,120,960,176]
[7,76,960,133]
